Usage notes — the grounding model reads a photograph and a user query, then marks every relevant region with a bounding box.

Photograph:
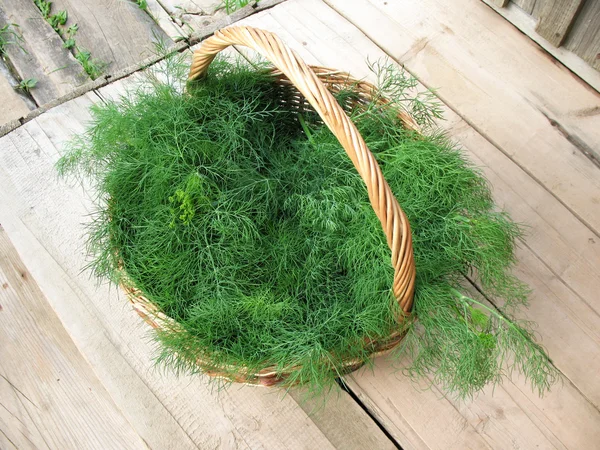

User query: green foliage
[48,10,68,32]
[220,0,253,14]
[63,38,76,49]
[63,23,78,49]
[135,0,149,10]
[58,54,558,399]
[32,0,105,79]
[75,47,105,80]
[367,59,444,127]
[0,23,23,56]
[17,77,37,92]
[34,0,52,18]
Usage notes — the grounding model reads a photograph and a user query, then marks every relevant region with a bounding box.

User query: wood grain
[482,0,600,92]
[145,0,186,39]
[48,0,172,75]
[0,0,87,106]
[0,74,30,127]
[564,0,600,70]
[535,0,584,46]
[511,0,536,14]
[0,227,148,450]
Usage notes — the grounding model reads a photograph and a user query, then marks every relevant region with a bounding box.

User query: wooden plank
[511,0,536,15]
[0,1,87,106]
[326,0,600,235]
[0,227,148,450]
[0,74,30,127]
[237,1,600,448]
[48,0,173,75]
[535,0,584,47]
[483,0,600,92]
[158,0,223,18]
[531,0,544,18]
[490,0,509,7]
[564,0,600,71]
[145,0,187,39]
[0,81,400,450]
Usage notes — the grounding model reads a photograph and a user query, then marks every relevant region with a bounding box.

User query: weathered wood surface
[159,0,223,18]
[0,1,87,106]
[0,73,30,127]
[0,227,148,450]
[535,0,585,47]
[238,1,600,448]
[565,0,600,71]
[145,0,186,39]
[327,0,600,232]
[2,0,600,448]
[512,0,537,14]
[48,0,172,75]
[0,69,398,450]
[483,1,600,92]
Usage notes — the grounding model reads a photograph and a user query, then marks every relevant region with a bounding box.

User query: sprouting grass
[58,54,558,399]
[0,23,24,56]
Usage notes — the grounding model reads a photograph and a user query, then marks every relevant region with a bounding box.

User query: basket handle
[189,26,415,313]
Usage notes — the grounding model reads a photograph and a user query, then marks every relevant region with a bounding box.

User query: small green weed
[34,0,52,18]
[135,0,148,11]
[220,0,253,14]
[17,77,37,93]
[63,23,78,49]
[33,0,106,79]
[48,10,68,32]
[75,48,105,80]
[0,23,23,56]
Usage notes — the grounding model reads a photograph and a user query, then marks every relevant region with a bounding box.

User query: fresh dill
[58,53,558,399]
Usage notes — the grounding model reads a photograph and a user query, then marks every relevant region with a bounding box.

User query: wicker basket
[123,26,417,386]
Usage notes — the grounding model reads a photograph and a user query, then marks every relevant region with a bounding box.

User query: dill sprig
[58,53,558,399]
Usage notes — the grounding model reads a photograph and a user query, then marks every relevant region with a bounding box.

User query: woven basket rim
[123,25,418,387]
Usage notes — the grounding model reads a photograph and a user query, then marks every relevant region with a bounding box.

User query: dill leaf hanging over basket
[58,26,558,399]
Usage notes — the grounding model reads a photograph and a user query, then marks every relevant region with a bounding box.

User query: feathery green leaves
[58,54,558,399]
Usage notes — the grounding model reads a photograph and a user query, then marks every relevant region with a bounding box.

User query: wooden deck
[1,0,599,448]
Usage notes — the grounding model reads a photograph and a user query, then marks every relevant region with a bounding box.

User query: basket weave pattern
[124,26,417,386]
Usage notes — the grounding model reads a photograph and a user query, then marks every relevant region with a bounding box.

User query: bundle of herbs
[58,54,558,399]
